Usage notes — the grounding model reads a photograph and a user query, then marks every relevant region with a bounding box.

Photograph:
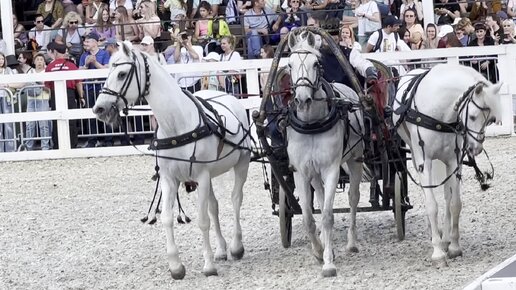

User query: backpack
[373,28,398,52]
[208,17,232,39]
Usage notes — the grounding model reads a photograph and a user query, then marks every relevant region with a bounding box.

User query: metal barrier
[0,88,18,152]
[16,85,53,151]
[0,46,514,161]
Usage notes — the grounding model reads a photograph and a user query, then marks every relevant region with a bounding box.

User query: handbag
[42,0,56,27]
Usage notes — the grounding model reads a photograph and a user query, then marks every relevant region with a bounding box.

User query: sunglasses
[35,20,43,23]
[291,0,300,3]
[141,43,150,46]
[69,21,78,24]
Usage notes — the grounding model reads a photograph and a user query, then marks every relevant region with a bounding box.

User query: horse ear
[491,82,503,94]
[306,31,315,47]
[121,42,131,56]
[474,83,485,95]
[288,30,298,50]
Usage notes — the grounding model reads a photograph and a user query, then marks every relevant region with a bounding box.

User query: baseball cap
[204,52,220,61]
[141,36,154,45]
[85,32,100,41]
[383,15,402,27]
[47,41,67,54]
[105,38,118,47]
[438,25,454,37]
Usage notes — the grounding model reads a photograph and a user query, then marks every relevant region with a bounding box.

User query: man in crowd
[79,32,112,147]
[28,14,52,51]
[45,41,84,149]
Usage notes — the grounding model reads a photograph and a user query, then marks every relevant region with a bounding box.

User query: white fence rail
[0,46,514,162]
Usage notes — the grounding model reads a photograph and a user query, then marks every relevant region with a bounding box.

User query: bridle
[99,51,151,115]
[454,82,493,144]
[289,50,325,100]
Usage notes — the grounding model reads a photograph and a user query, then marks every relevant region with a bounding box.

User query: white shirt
[367,29,411,52]
[110,0,134,11]
[355,1,381,36]
[29,26,52,50]
[176,45,204,88]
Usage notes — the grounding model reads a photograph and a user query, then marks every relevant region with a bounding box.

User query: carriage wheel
[394,173,407,241]
[279,185,293,248]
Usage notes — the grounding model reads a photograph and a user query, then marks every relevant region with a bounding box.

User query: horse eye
[118,71,127,79]
[469,115,477,121]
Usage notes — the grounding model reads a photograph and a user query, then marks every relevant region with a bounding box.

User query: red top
[44,58,82,90]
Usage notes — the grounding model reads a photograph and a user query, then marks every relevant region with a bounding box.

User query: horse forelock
[291,41,321,59]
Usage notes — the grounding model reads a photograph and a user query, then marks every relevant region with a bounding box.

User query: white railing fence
[0,46,514,162]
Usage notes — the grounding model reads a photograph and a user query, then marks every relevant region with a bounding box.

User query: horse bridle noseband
[100,52,151,115]
[454,82,493,143]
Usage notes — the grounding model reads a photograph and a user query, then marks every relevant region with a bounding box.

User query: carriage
[252,27,413,248]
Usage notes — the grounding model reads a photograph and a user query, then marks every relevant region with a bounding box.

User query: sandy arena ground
[0,137,515,290]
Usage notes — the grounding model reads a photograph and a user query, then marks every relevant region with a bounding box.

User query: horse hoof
[346,246,359,253]
[170,264,186,280]
[231,247,245,260]
[322,265,337,277]
[215,253,228,261]
[203,267,218,277]
[432,257,448,268]
[448,248,463,259]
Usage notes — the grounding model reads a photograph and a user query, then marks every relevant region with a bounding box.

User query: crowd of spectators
[0,0,515,151]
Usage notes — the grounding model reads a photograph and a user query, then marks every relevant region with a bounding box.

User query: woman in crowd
[114,6,140,42]
[218,36,243,96]
[194,1,214,45]
[82,0,108,25]
[25,53,52,151]
[37,0,65,29]
[93,7,116,46]
[421,23,439,49]
[137,0,161,40]
[468,23,497,83]
[339,25,362,51]
[55,12,86,63]
[259,44,274,90]
[13,14,28,50]
[354,0,381,47]
[278,0,308,41]
[501,19,516,44]
[402,9,425,48]
[0,53,19,152]
[399,0,423,23]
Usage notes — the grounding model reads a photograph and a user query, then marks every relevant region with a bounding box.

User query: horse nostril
[306,98,313,105]
[294,98,300,105]
[93,106,104,115]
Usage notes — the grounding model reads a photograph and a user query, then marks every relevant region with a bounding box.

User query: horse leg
[295,172,323,262]
[229,155,249,260]
[311,177,325,244]
[419,159,447,267]
[197,174,217,276]
[208,181,227,261]
[346,159,362,253]
[161,177,186,280]
[446,162,463,259]
[320,166,340,277]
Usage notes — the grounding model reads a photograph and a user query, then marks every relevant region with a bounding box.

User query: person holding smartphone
[173,32,204,93]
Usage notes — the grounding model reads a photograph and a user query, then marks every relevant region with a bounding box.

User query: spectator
[435,0,460,26]
[114,6,140,42]
[140,36,167,64]
[104,38,119,55]
[79,32,112,148]
[109,0,134,17]
[455,17,474,47]
[163,0,187,29]
[501,19,516,44]
[16,52,34,75]
[355,0,382,48]
[55,11,86,64]
[194,1,214,45]
[13,14,28,50]
[238,0,253,15]
[469,0,488,23]
[339,25,362,50]
[0,52,18,152]
[62,0,79,15]
[45,41,84,149]
[28,14,53,51]
[218,35,243,96]
[173,32,204,93]
[244,0,282,59]
[508,0,516,21]
[486,14,504,45]
[81,0,108,25]
[278,0,308,39]
[365,15,409,52]
[468,22,497,83]
[399,0,423,23]
[25,53,52,151]
[259,44,274,90]
[402,9,424,48]
[137,0,162,40]
[421,23,440,49]
[37,0,65,30]
[93,7,116,46]
[201,52,222,90]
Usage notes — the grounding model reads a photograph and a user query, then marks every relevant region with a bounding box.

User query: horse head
[93,41,150,126]
[460,81,503,156]
[287,30,324,114]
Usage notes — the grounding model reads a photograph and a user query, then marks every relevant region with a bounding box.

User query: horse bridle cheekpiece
[454,82,492,143]
[100,52,151,115]
[289,50,323,95]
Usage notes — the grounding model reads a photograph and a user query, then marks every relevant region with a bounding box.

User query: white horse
[392,64,502,267]
[286,31,364,277]
[92,43,251,279]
